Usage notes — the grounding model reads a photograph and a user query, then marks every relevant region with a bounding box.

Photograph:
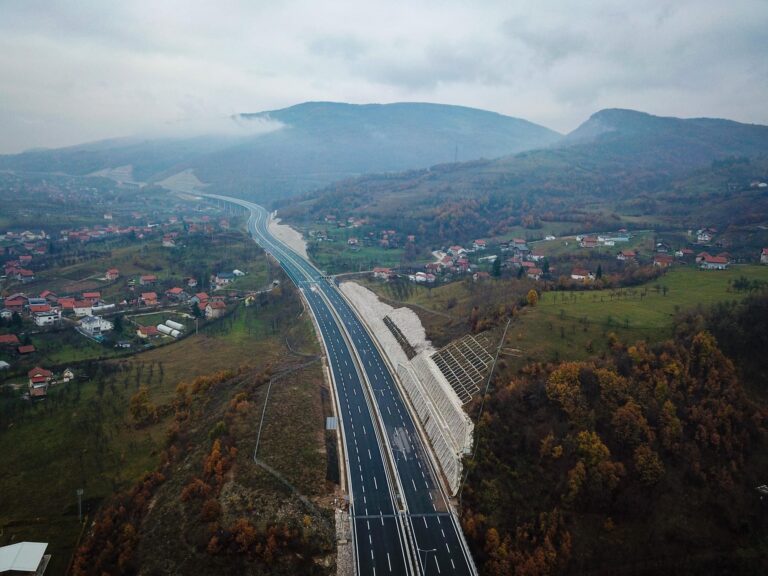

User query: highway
[208,194,476,576]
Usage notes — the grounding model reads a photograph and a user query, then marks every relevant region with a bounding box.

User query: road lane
[206,194,476,575]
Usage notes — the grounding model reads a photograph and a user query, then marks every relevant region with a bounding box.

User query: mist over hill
[0,102,561,201]
[279,109,768,243]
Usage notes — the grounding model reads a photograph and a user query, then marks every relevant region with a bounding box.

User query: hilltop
[0,102,561,201]
[279,109,768,244]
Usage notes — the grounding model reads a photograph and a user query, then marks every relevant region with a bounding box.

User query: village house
[205,300,227,319]
[409,272,436,284]
[82,291,101,301]
[347,237,359,246]
[165,287,189,301]
[570,268,592,281]
[617,249,637,262]
[653,254,675,268]
[0,309,13,320]
[140,274,157,286]
[106,268,120,280]
[372,267,392,280]
[472,239,487,251]
[34,310,60,327]
[73,301,93,317]
[0,334,20,347]
[761,248,768,265]
[191,292,209,310]
[699,253,730,270]
[17,269,35,283]
[141,292,158,306]
[473,271,490,282]
[527,267,543,280]
[62,368,75,382]
[28,366,53,398]
[675,248,695,260]
[579,236,599,249]
[162,234,177,248]
[40,290,57,303]
[696,228,715,244]
[79,315,113,337]
[214,271,235,287]
[3,296,26,312]
[18,344,36,355]
[28,303,52,315]
[137,325,159,339]
[58,297,76,312]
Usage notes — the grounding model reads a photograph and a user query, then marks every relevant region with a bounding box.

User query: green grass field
[511,264,768,364]
[311,242,406,274]
[529,230,655,259]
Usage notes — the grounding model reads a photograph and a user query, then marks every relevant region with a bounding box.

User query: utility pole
[76,488,84,522]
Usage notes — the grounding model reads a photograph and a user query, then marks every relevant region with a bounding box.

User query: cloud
[0,0,766,153]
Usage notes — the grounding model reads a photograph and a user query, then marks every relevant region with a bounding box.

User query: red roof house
[141,292,158,305]
[0,334,20,346]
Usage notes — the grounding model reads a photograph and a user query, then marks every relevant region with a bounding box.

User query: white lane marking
[434,556,441,574]
[387,552,392,572]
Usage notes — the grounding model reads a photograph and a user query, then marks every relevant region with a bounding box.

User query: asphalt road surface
[207,194,476,576]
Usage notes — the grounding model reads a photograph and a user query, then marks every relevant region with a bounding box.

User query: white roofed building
[0,541,50,574]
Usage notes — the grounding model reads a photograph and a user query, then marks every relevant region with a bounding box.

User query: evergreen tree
[491,256,502,277]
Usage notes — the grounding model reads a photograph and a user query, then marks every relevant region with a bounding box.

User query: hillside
[279,109,768,245]
[0,102,561,201]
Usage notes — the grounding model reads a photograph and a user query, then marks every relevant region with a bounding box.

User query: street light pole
[417,547,436,575]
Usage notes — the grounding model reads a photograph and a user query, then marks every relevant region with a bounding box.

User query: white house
[761,248,768,265]
[33,311,60,327]
[79,315,114,336]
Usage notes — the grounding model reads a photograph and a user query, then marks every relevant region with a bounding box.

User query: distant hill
[0,102,561,201]
[279,109,768,244]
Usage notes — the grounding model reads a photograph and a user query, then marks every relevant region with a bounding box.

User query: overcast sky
[1,0,766,153]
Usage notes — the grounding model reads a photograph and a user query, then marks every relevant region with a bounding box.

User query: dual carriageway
[208,194,476,576]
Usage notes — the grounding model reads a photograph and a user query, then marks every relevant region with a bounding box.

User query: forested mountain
[462,323,768,576]
[279,110,768,244]
[0,102,560,201]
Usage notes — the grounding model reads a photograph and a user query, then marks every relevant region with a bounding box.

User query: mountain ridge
[0,101,561,200]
